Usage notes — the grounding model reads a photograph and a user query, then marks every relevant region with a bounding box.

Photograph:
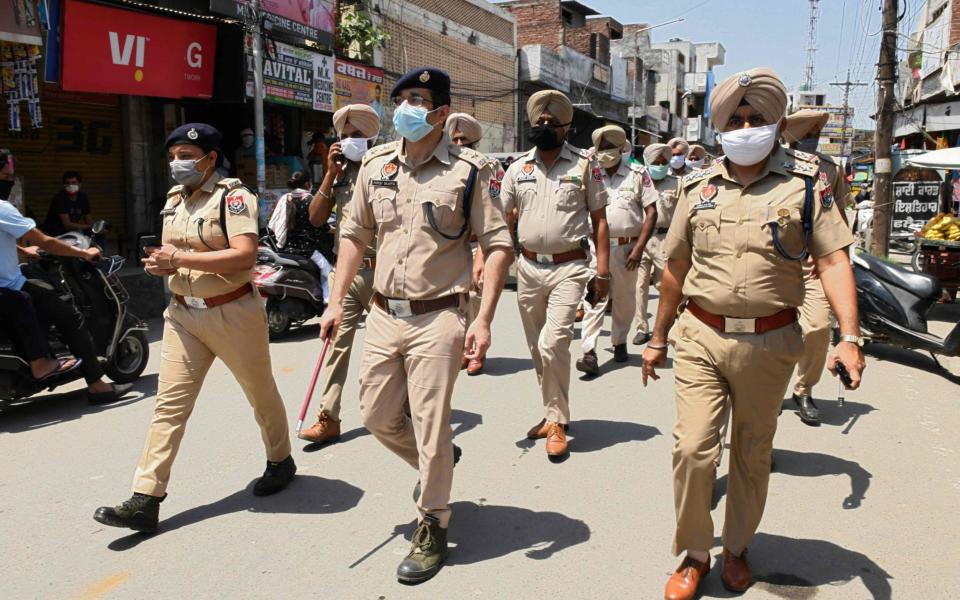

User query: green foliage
[337,10,390,60]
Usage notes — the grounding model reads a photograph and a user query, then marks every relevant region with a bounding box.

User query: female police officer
[94,124,295,533]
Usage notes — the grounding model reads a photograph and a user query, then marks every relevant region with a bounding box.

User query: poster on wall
[0,0,43,45]
[334,58,385,121]
[892,180,941,235]
[248,39,333,111]
[313,52,334,112]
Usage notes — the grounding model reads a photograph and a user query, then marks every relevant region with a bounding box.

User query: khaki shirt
[664,146,853,318]
[161,173,259,298]
[331,160,375,257]
[814,151,852,225]
[339,136,512,300]
[500,143,608,254]
[653,173,682,230]
[602,158,659,238]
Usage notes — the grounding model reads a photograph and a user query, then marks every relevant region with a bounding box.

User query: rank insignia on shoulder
[691,183,718,211]
[591,166,603,182]
[226,194,247,215]
[777,208,790,219]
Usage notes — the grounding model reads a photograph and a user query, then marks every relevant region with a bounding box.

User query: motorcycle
[0,223,150,404]
[253,234,326,340]
[842,249,960,369]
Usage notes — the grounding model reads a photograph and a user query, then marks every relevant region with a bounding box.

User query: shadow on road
[514,419,660,455]
[481,356,533,376]
[384,501,590,567]
[106,475,364,551]
[864,342,960,384]
[779,396,877,433]
[302,408,480,452]
[712,448,872,511]
[0,373,156,433]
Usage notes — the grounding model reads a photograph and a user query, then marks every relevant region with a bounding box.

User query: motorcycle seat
[277,252,322,273]
[857,252,941,299]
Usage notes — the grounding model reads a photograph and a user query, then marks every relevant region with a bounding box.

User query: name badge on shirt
[371,179,398,188]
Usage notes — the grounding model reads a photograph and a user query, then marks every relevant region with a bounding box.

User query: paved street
[2,290,958,600]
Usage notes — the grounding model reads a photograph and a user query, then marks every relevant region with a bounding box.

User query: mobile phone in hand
[138,235,161,257]
[835,362,854,389]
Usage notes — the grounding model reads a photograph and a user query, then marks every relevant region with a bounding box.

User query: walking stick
[296,337,331,434]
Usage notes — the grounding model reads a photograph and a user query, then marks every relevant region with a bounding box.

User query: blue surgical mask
[392,102,437,142]
[646,163,669,180]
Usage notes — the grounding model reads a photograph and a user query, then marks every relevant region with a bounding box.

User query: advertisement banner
[210,0,334,50]
[0,0,43,45]
[892,180,941,234]
[313,51,334,112]
[334,58,385,121]
[61,0,216,98]
[245,38,333,112]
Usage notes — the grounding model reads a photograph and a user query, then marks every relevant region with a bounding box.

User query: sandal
[35,357,83,382]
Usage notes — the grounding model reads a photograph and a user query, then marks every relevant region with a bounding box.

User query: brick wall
[404,0,515,44]
[950,0,960,48]
[500,0,563,50]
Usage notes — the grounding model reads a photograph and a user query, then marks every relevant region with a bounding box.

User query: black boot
[792,394,821,426]
[253,455,297,496]
[576,351,599,376]
[93,492,165,533]
[397,515,448,584]
[414,444,461,502]
[632,331,652,345]
[613,344,628,363]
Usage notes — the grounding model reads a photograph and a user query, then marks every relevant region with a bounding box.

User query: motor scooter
[253,234,326,340]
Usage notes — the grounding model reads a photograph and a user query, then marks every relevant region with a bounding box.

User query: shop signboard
[245,38,333,112]
[61,0,216,98]
[210,0,334,51]
[892,180,941,234]
[1,0,43,45]
[334,58,385,121]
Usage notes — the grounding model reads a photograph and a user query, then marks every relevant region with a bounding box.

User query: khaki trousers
[794,273,832,396]
[517,256,591,424]
[670,310,803,556]
[581,243,639,352]
[359,302,466,528]
[133,292,291,496]
[318,268,375,420]
[635,233,666,334]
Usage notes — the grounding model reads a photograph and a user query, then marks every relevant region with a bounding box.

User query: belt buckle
[536,253,554,265]
[184,296,208,309]
[386,298,414,318]
[724,317,755,334]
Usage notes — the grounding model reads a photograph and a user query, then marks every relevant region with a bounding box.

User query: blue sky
[572,0,903,129]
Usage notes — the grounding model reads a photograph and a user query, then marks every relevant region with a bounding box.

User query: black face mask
[528,124,565,151]
[0,180,13,200]
[795,138,819,153]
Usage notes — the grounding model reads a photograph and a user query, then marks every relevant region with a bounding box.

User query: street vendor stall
[904,149,960,299]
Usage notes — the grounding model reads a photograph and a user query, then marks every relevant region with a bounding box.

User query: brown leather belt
[656,227,670,235]
[361,257,377,270]
[519,246,587,265]
[175,283,253,309]
[614,236,639,246]
[372,292,464,318]
[686,299,797,334]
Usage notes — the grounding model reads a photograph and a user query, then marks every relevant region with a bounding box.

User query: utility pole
[625,17,684,147]
[871,0,898,257]
[830,70,867,159]
[803,0,820,91]
[249,0,266,195]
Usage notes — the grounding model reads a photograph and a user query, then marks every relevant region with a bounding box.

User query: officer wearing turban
[642,69,864,600]
[667,137,690,176]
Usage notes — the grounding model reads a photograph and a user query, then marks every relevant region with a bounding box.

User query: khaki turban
[667,137,689,154]
[688,144,706,160]
[591,125,628,151]
[446,113,483,144]
[782,109,830,143]
[332,104,381,138]
[709,67,788,131]
[526,90,574,126]
[643,143,671,164]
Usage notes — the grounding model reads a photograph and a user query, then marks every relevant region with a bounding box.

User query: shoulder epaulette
[817,152,841,167]
[785,148,821,165]
[167,184,185,197]
[780,154,819,177]
[682,164,719,188]
[362,141,399,165]
[451,145,486,170]
[628,162,645,173]
[215,177,245,191]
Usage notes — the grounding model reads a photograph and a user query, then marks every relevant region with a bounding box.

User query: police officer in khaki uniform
[634,142,680,345]
[667,137,690,177]
[686,144,708,171]
[298,104,381,444]
[500,90,610,459]
[445,112,501,376]
[782,109,853,425]
[318,68,513,584]
[641,70,865,600]
[576,125,658,376]
[94,124,295,533]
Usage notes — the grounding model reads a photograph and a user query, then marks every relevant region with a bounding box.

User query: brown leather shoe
[526,418,569,439]
[721,548,752,593]
[466,356,484,375]
[664,555,711,600]
[545,422,568,457]
[297,413,341,444]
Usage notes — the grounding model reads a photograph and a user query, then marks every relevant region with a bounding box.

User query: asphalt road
[2,290,958,599]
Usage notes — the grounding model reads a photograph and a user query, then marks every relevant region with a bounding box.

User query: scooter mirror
[91,220,107,234]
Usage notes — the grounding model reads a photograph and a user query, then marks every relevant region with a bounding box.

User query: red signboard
[61,0,217,99]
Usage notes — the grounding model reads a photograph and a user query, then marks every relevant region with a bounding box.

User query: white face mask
[340,137,372,163]
[64,184,80,194]
[669,155,686,170]
[718,122,780,166]
[685,158,705,170]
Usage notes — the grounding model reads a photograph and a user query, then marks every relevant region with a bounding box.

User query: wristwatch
[838,334,864,347]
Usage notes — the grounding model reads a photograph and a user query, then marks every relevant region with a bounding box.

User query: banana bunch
[922,213,960,240]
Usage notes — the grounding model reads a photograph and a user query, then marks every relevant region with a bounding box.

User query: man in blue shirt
[0,150,131,402]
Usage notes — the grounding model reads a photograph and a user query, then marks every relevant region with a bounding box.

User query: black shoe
[397,515,448,584]
[613,344,628,363]
[575,351,599,376]
[792,394,821,426]
[87,383,134,405]
[632,331,652,346]
[253,455,297,496]
[413,444,461,502]
[93,492,165,533]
